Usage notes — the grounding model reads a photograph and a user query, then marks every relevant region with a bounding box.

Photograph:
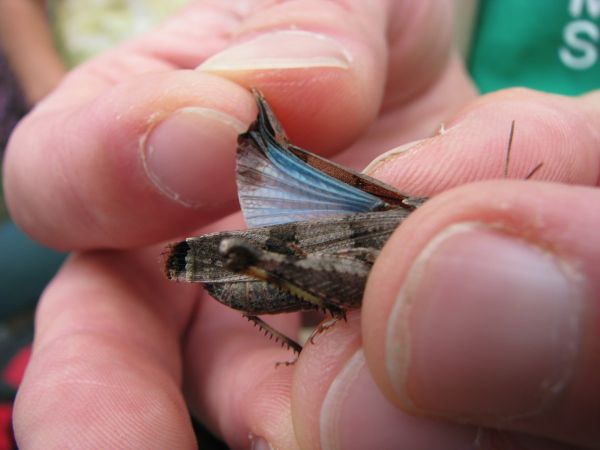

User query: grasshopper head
[219,238,261,272]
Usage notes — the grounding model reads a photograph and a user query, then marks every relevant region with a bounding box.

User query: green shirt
[469,0,600,95]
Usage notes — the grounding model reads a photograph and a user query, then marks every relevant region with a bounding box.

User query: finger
[336,51,478,170]
[4,1,265,249]
[365,87,600,195]
[13,248,198,448]
[4,72,256,250]
[196,0,457,154]
[292,311,481,450]
[362,181,600,448]
[291,312,578,450]
[179,212,302,449]
[183,295,301,450]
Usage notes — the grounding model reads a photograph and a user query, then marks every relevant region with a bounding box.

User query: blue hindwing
[236,137,387,228]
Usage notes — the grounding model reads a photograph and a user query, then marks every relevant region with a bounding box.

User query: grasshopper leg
[307,310,347,345]
[243,314,303,362]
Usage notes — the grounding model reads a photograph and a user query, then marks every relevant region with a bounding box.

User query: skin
[2,1,600,448]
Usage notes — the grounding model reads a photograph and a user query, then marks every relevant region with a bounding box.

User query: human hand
[4,1,599,449]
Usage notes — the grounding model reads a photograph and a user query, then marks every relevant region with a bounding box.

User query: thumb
[361,88,600,448]
[363,181,600,448]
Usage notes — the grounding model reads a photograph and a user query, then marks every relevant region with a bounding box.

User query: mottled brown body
[164,91,422,353]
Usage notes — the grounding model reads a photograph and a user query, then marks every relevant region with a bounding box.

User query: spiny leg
[243,314,302,366]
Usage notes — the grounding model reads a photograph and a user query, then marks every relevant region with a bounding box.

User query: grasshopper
[164,90,427,354]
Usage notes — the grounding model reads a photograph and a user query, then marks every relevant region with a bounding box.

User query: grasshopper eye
[219,238,260,272]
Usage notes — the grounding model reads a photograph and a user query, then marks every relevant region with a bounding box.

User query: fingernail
[386,223,583,420]
[197,30,352,72]
[320,350,476,450]
[364,122,463,175]
[141,107,247,208]
[363,138,427,174]
[249,434,273,450]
